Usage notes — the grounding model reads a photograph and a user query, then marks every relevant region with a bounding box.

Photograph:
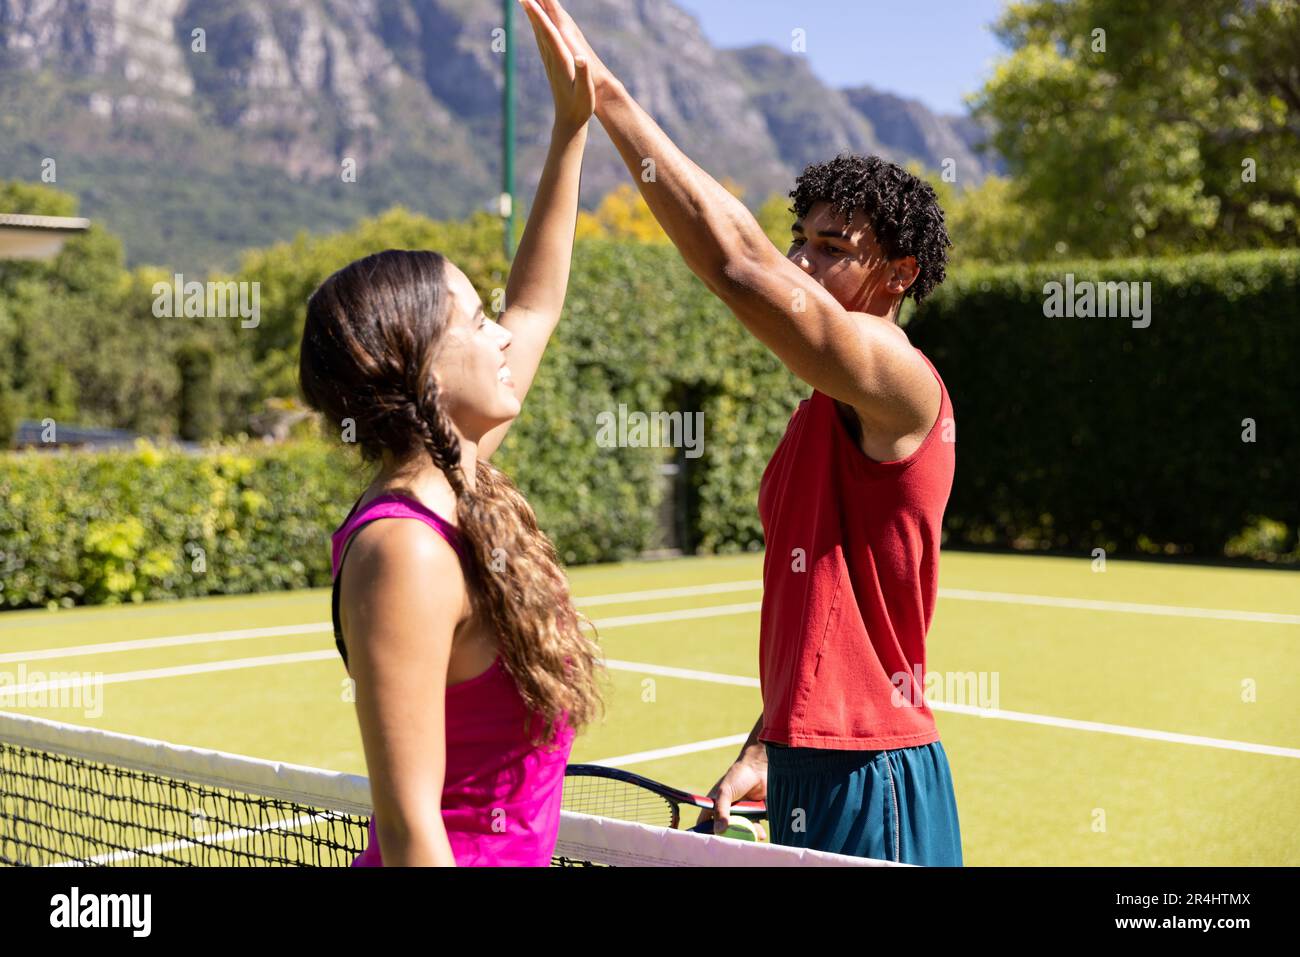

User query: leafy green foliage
[3,187,1295,612]
[909,248,1300,562]
[972,0,1300,258]
[0,439,364,609]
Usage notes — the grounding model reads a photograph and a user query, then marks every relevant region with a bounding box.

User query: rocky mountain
[0,0,997,271]
[841,85,995,186]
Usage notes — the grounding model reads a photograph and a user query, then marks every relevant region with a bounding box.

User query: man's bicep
[715,254,931,430]
[715,256,863,391]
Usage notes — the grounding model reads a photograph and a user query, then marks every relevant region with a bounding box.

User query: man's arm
[534,0,934,437]
[599,81,935,437]
[739,712,765,756]
[697,712,768,832]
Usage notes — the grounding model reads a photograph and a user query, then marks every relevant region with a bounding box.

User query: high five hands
[518,0,597,132]
[520,0,620,126]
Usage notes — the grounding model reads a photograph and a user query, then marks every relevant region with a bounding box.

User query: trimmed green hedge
[3,244,1295,610]
[909,249,1300,562]
[0,441,364,608]
[0,240,802,609]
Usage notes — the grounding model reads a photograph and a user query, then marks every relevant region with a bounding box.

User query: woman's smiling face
[431,264,520,442]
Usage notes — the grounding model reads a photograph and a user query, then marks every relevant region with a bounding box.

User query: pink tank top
[330,493,574,866]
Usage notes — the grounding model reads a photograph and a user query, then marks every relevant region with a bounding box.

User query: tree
[941,173,1048,265]
[757,192,796,249]
[0,180,193,437]
[577,184,669,243]
[0,181,79,217]
[972,0,1300,258]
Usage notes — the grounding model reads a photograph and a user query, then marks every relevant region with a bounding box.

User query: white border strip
[555,810,902,867]
[0,710,893,866]
[0,710,371,814]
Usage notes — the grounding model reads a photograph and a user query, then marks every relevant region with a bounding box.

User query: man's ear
[887,256,920,295]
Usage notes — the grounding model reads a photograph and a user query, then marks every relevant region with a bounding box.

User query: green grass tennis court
[2,550,1296,866]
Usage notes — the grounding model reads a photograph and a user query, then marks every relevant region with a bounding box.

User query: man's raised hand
[534,0,619,108]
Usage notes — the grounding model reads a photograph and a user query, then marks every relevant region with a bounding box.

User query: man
[530,0,962,865]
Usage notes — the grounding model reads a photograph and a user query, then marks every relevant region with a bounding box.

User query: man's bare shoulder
[834,312,941,462]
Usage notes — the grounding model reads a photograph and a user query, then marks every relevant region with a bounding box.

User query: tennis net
[0,711,896,867]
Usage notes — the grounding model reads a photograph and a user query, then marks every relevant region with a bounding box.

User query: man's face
[786,201,918,318]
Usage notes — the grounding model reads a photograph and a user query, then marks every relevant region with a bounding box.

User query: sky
[671,0,1008,115]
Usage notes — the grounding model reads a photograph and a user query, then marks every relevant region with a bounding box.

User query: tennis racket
[561,764,766,830]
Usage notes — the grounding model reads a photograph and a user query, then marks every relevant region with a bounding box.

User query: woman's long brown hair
[299,249,602,747]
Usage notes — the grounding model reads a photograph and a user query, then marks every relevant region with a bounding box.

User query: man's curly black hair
[789,154,952,306]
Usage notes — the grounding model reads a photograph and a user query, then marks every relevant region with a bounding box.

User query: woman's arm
[339,519,469,866]
[480,0,594,460]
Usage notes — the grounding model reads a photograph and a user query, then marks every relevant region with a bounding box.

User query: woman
[297,0,601,866]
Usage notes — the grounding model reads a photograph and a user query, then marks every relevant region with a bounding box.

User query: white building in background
[0,213,90,260]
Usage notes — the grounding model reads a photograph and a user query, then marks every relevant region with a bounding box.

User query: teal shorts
[764,739,963,866]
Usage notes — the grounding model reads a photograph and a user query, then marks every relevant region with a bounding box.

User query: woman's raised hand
[519,0,595,132]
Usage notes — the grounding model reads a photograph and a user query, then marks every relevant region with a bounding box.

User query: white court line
[587,734,751,768]
[587,585,1300,625]
[4,581,1295,760]
[5,651,1296,761]
[575,580,762,606]
[51,811,337,867]
[0,624,332,665]
[583,712,1300,767]
[586,715,1300,768]
[927,702,1300,759]
[604,659,759,687]
[938,588,1300,625]
[0,651,335,697]
[7,578,1295,666]
[0,650,759,697]
[592,602,762,629]
[578,579,1300,624]
[0,603,764,665]
[597,662,1300,760]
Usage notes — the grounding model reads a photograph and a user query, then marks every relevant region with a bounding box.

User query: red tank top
[756,349,954,749]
